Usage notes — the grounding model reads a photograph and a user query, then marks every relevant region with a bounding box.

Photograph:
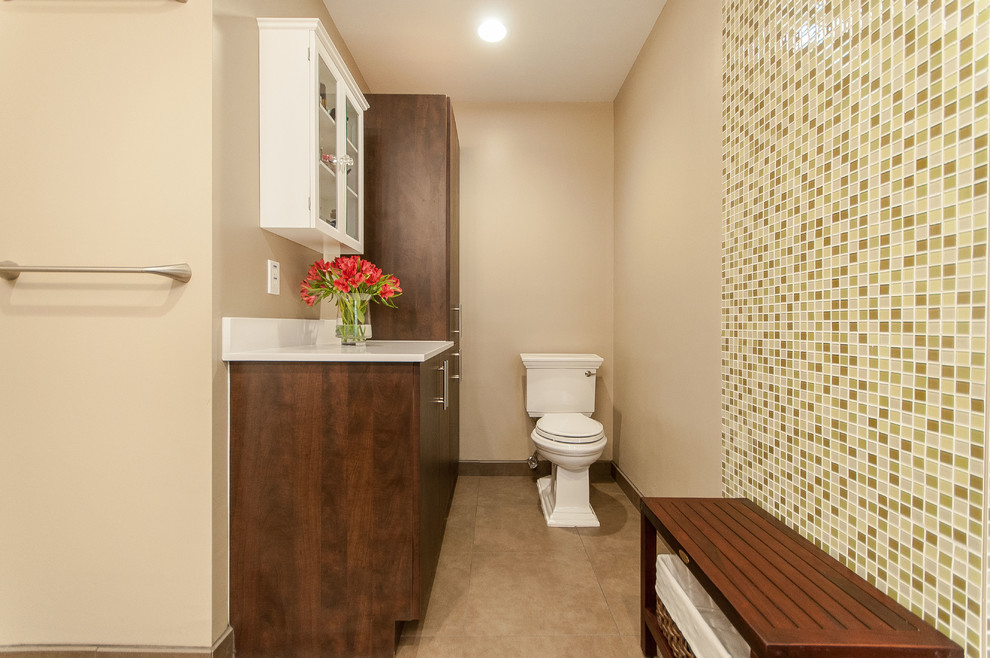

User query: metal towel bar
[0,261,192,283]
[4,0,187,2]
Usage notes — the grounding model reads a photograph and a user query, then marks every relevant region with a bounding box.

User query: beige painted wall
[0,0,366,648]
[0,0,214,646]
[455,102,614,461]
[612,0,723,496]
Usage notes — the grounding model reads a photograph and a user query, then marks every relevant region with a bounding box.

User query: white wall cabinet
[258,18,368,254]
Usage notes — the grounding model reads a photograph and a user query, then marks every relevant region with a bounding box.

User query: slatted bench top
[640,497,962,658]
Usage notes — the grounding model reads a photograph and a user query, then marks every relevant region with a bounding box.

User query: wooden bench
[640,498,963,658]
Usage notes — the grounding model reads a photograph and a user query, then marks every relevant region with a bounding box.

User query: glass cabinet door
[317,57,339,229]
[343,94,361,241]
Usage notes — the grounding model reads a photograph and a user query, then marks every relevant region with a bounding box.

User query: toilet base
[537,471,600,528]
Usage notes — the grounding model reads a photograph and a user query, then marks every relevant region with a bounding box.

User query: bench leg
[641,508,658,657]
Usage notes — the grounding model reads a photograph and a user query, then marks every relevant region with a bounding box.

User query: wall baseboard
[458,459,613,482]
[0,627,233,658]
[210,629,233,658]
[610,462,642,508]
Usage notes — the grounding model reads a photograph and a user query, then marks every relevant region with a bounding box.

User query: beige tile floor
[397,475,649,658]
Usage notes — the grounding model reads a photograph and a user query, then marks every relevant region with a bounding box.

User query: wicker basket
[656,596,697,658]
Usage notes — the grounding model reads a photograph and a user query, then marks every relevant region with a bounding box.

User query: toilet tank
[521,353,603,417]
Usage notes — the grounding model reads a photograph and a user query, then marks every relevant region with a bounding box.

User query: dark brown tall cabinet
[364,93,461,500]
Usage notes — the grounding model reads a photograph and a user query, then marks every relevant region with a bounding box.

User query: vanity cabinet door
[417,354,453,613]
[230,361,417,657]
[229,351,455,657]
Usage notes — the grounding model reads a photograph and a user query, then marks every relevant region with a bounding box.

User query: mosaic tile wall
[721,0,989,654]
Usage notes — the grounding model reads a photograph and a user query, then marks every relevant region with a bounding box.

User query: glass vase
[335,292,371,345]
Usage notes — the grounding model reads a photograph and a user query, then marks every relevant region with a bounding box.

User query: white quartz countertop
[222,317,453,362]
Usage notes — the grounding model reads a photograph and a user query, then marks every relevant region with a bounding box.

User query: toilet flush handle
[585,370,595,377]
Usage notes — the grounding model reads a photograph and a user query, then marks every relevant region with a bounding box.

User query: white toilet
[521,353,607,528]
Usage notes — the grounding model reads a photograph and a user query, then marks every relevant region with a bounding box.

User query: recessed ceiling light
[477,18,507,43]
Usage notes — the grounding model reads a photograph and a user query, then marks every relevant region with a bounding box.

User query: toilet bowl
[521,353,607,528]
[530,412,607,527]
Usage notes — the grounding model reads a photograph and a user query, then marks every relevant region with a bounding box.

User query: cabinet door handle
[451,305,461,336]
[451,351,461,380]
[436,360,448,410]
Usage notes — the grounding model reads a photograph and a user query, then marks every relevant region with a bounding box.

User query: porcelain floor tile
[473,502,584,554]
[441,500,478,555]
[462,550,618,637]
[622,634,651,658]
[402,550,472,638]
[460,634,629,658]
[578,483,640,555]
[476,475,544,506]
[588,550,642,636]
[401,475,644,652]
[450,476,481,509]
[395,635,464,657]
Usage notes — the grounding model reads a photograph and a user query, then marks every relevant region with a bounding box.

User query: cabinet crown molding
[256,17,368,111]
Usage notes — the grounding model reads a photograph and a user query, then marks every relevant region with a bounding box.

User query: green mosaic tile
[721,1,988,656]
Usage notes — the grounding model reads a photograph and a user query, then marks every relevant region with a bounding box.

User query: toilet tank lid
[520,353,604,369]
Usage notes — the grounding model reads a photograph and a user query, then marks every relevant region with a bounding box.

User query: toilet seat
[535,413,604,444]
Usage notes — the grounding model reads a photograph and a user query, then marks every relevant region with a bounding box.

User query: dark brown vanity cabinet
[229,351,454,658]
[364,94,460,482]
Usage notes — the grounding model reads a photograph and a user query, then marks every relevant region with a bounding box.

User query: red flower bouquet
[300,255,402,344]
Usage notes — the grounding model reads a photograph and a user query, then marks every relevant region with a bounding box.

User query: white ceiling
[321,0,667,103]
